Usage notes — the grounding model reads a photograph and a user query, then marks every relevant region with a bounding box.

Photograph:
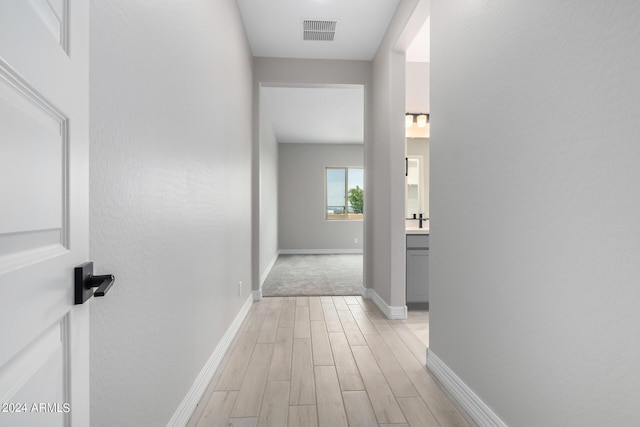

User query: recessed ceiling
[261,86,364,144]
[236,0,400,60]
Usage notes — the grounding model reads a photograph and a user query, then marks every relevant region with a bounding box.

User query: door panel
[26,0,67,50]
[2,0,68,58]
[0,319,68,427]
[0,64,68,273]
[0,1,89,425]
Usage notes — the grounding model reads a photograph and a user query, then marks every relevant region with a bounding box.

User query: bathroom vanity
[406,221,429,304]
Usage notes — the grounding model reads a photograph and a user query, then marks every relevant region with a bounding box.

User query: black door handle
[75,262,116,304]
[91,274,115,297]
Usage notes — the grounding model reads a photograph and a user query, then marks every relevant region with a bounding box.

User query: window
[326,167,364,220]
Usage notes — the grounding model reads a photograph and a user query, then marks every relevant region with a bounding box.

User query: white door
[0,1,90,426]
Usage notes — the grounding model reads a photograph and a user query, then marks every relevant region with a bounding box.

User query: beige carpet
[262,254,363,297]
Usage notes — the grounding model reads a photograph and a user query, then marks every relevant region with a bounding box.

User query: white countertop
[406,219,429,234]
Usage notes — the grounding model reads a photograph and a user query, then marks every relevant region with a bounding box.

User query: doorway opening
[257,84,366,297]
[404,13,430,349]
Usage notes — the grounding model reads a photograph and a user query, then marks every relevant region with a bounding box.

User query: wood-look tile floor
[187,296,471,427]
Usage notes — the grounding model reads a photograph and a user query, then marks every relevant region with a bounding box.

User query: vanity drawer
[406,234,429,249]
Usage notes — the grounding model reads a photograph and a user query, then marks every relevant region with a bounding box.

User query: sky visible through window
[327,168,346,208]
[327,167,364,210]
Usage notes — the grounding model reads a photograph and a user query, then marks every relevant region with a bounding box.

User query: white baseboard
[253,289,262,301]
[279,249,363,255]
[167,295,253,427]
[362,288,407,320]
[362,287,373,299]
[259,251,280,287]
[426,350,507,427]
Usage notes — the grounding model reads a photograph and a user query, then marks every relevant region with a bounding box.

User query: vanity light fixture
[405,114,414,128]
[406,113,429,128]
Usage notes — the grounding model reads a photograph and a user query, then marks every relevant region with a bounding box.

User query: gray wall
[370,44,404,305]
[431,1,640,425]
[369,0,427,307]
[279,143,364,251]
[89,1,253,425]
[259,115,278,283]
[252,58,372,291]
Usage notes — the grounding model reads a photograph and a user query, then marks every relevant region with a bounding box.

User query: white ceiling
[261,86,364,144]
[241,0,429,145]
[236,0,400,60]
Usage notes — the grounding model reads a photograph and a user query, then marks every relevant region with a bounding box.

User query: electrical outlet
[238,281,242,296]
[354,238,358,244]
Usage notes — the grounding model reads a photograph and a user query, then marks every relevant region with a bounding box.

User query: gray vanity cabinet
[406,234,429,303]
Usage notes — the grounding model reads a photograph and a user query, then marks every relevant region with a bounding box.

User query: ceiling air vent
[303,20,337,41]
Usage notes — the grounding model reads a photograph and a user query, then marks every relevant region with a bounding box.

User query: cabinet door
[406,249,429,303]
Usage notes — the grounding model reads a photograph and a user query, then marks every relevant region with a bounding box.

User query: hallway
[188,296,469,426]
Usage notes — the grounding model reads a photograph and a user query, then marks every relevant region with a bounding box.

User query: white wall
[431,1,640,425]
[252,58,371,291]
[259,115,278,284]
[89,1,253,425]
[279,143,364,251]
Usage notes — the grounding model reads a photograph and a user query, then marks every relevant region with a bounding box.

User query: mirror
[405,138,429,219]
[406,156,422,216]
